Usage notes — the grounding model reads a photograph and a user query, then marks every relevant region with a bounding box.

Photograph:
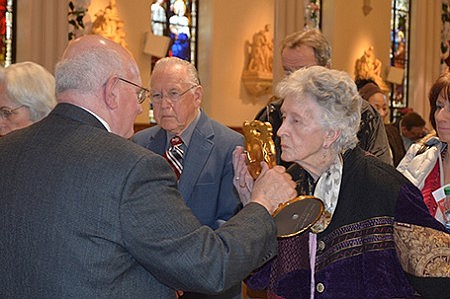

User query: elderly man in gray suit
[0,35,296,298]
[132,57,245,299]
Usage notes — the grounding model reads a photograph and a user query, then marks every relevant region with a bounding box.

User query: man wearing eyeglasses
[0,35,297,298]
[132,57,244,298]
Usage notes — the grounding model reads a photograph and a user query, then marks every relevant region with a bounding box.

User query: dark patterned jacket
[245,147,450,299]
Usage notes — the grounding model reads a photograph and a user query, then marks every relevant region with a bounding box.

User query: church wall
[323,0,391,80]
[13,0,440,128]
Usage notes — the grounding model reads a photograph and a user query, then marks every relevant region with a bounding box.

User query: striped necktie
[164,136,184,179]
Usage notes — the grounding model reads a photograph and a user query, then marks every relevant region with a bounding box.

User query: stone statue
[247,25,273,74]
[91,0,127,48]
[242,25,273,97]
[354,46,387,90]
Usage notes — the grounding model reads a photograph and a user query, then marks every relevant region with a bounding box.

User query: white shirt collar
[79,106,111,132]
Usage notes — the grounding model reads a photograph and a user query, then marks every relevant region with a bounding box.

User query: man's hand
[251,163,297,214]
[232,146,297,214]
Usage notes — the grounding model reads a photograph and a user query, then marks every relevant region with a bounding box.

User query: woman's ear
[104,76,119,109]
[323,129,340,149]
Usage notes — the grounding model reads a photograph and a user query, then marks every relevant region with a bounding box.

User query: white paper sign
[431,185,450,224]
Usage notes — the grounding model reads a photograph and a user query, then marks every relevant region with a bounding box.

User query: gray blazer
[132,110,244,229]
[0,103,277,298]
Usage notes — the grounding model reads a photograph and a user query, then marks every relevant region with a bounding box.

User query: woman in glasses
[0,61,56,136]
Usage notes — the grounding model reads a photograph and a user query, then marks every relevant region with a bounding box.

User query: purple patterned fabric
[395,183,447,232]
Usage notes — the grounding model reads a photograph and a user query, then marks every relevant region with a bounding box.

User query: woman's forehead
[281,94,319,114]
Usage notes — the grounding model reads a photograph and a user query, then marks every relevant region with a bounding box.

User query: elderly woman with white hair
[0,61,56,136]
[233,66,450,298]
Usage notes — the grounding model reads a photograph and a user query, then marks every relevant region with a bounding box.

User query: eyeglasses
[118,77,150,104]
[0,105,26,120]
[149,85,198,103]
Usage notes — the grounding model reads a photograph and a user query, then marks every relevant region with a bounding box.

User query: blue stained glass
[390,0,410,122]
[150,0,197,65]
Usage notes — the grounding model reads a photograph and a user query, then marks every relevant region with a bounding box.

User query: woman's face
[434,91,450,142]
[0,88,33,136]
[277,94,330,170]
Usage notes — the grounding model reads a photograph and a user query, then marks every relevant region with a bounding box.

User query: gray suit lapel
[179,114,214,203]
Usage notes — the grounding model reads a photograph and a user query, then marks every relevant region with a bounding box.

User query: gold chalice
[242,120,324,238]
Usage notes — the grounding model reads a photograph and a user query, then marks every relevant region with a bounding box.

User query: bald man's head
[62,35,133,62]
[55,34,143,138]
[55,35,139,96]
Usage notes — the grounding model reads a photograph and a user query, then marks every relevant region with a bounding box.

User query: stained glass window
[150,0,198,65]
[0,0,14,67]
[389,0,410,123]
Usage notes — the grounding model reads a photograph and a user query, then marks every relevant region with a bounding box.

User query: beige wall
[323,0,391,78]
[198,0,275,127]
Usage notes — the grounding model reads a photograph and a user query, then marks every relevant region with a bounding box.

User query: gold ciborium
[242,120,324,238]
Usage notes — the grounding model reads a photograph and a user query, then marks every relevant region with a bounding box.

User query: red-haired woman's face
[434,90,450,142]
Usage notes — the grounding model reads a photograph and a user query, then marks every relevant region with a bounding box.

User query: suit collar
[51,103,108,131]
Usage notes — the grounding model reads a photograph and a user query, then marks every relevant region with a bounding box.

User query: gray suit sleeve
[120,153,277,294]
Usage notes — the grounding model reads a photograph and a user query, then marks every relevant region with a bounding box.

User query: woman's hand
[232,146,254,206]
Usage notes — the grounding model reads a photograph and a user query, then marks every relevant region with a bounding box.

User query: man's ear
[104,76,119,109]
[193,85,203,107]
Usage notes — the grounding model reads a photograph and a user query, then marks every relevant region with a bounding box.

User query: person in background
[355,78,389,123]
[355,78,407,166]
[0,61,56,136]
[132,56,244,298]
[255,29,392,167]
[234,66,450,299]
[399,111,427,151]
[0,35,297,298]
[397,71,450,226]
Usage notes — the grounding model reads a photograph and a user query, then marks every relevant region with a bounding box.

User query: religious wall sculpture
[91,0,127,48]
[354,46,388,91]
[242,25,273,97]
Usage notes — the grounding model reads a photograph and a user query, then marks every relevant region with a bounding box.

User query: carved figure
[355,46,382,79]
[354,46,388,90]
[242,120,276,179]
[91,0,127,47]
[247,25,273,73]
